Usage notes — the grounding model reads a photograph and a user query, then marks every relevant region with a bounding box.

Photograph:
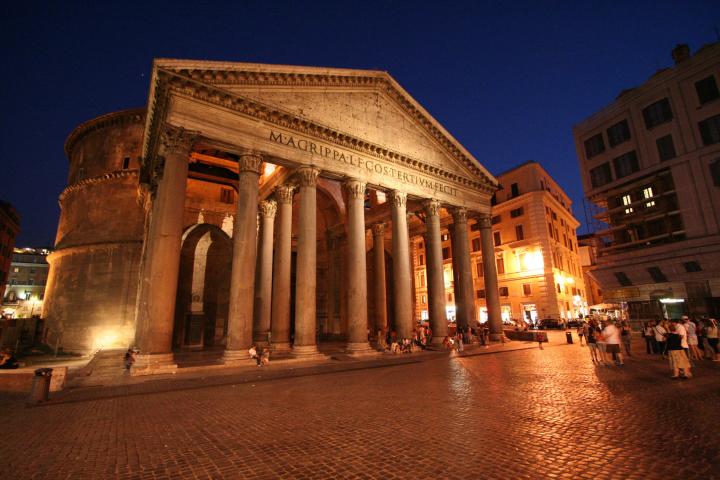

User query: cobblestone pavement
[1,337,719,479]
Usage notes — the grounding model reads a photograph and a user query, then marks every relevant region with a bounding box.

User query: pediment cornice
[143,60,498,194]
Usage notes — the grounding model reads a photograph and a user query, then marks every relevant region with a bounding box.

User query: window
[522,284,531,296]
[614,272,633,287]
[584,133,605,158]
[13,267,18,273]
[122,157,130,170]
[470,222,480,232]
[476,262,484,277]
[491,194,497,206]
[622,194,633,214]
[493,231,501,246]
[683,261,701,273]
[557,283,561,293]
[647,266,667,283]
[695,75,719,105]
[548,222,553,237]
[78,167,86,180]
[422,295,427,304]
[515,225,524,241]
[613,151,639,179]
[643,187,655,207]
[29,268,35,274]
[496,257,505,274]
[510,183,519,198]
[491,215,501,225]
[510,207,524,218]
[441,234,449,242]
[499,287,509,297]
[220,188,234,204]
[419,254,425,266]
[442,247,450,260]
[590,162,612,188]
[476,289,486,299]
[699,114,720,146]
[471,238,480,252]
[642,98,673,129]
[607,120,631,147]
[711,159,720,187]
[656,135,676,161]
[551,211,557,220]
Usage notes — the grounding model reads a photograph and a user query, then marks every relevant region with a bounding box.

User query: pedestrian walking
[685,317,701,361]
[620,321,632,357]
[586,320,602,364]
[577,322,585,346]
[666,323,692,379]
[601,320,624,366]
[123,348,137,371]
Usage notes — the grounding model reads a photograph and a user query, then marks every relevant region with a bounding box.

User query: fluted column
[344,179,372,353]
[478,213,503,339]
[253,199,277,342]
[271,184,295,352]
[391,191,413,339]
[371,223,388,335]
[424,199,447,344]
[293,166,321,355]
[133,125,196,374]
[223,153,263,362]
[451,207,476,331]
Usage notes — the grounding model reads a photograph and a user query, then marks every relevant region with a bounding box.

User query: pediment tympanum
[143,59,497,209]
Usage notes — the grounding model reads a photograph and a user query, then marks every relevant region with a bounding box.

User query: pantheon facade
[43,60,501,373]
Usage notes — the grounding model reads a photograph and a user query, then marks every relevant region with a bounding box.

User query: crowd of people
[576,315,719,379]
[376,324,492,354]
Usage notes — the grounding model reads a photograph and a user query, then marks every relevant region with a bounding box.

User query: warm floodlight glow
[263,163,277,176]
[94,330,119,350]
[659,298,684,304]
[522,250,544,270]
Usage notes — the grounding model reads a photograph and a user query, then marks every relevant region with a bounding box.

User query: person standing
[653,321,668,358]
[705,318,719,362]
[601,320,624,366]
[620,321,632,357]
[586,320,602,364]
[685,317,701,361]
[666,323,692,379]
[643,321,656,355]
[576,322,585,346]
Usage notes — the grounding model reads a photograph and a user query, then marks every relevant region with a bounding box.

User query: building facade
[0,201,20,289]
[574,43,720,321]
[413,161,587,326]
[43,60,506,371]
[2,247,51,319]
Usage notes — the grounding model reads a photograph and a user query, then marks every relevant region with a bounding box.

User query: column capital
[297,166,320,187]
[371,223,386,237]
[160,125,198,157]
[451,207,468,224]
[476,213,493,229]
[274,184,295,204]
[390,190,407,208]
[423,199,441,217]
[259,199,277,219]
[238,153,264,174]
[342,178,367,200]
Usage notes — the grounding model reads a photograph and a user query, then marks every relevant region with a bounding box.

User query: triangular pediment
[150,59,497,191]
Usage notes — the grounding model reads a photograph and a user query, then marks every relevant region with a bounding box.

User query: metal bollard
[565,331,574,344]
[28,368,53,404]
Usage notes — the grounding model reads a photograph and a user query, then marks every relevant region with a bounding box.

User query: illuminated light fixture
[263,163,277,177]
[522,250,544,271]
[94,330,120,350]
[659,298,684,304]
[566,277,575,284]
[622,194,633,214]
[643,187,655,208]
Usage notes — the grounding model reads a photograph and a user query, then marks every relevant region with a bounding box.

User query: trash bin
[565,331,574,344]
[28,368,53,404]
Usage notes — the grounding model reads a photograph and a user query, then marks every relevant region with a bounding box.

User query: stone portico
[44,60,502,370]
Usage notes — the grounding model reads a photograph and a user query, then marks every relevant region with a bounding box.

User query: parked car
[567,319,583,328]
[537,318,564,330]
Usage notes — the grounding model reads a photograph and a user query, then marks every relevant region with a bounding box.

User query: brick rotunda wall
[43,109,146,353]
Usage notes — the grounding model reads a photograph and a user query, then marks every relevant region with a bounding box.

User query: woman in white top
[705,318,719,361]
[654,321,668,357]
[684,317,700,360]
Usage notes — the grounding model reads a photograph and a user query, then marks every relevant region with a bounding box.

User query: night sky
[2,1,718,247]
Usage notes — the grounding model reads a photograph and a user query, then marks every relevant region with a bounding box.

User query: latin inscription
[269,130,458,197]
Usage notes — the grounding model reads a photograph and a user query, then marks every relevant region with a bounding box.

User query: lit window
[622,194,633,214]
[643,187,655,207]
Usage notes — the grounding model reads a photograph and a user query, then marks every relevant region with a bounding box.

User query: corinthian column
[343,179,372,354]
[293,166,321,356]
[271,184,294,352]
[133,125,196,375]
[451,207,476,331]
[478,213,503,340]
[253,199,277,343]
[223,153,263,362]
[391,191,413,339]
[424,199,448,345]
[371,223,388,335]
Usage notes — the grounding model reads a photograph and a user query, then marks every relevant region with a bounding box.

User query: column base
[271,341,292,353]
[292,344,321,357]
[345,342,376,356]
[431,336,446,346]
[131,353,177,376]
[490,333,505,342]
[222,349,253,366]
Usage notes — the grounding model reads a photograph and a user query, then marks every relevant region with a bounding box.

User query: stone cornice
[65,108,145,159]
[48,240,143,262]
[145,66,498,195]
[58,169,139,203]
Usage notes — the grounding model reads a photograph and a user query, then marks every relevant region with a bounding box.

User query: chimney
[671,44,691,64]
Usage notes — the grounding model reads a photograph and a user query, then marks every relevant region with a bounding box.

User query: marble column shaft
[224,154,263,360]
[391,191,413,339]
[253,199,277,342]
[135,126,195,359]
[371,223,388,334]
[270,185,294,352]
[344,179,371,353]
[451,208,476,330]
[293,166,320,355]
[424,199,448,344]
[479,214,503,339]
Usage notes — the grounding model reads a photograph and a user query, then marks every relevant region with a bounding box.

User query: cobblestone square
[1,338,719,479]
